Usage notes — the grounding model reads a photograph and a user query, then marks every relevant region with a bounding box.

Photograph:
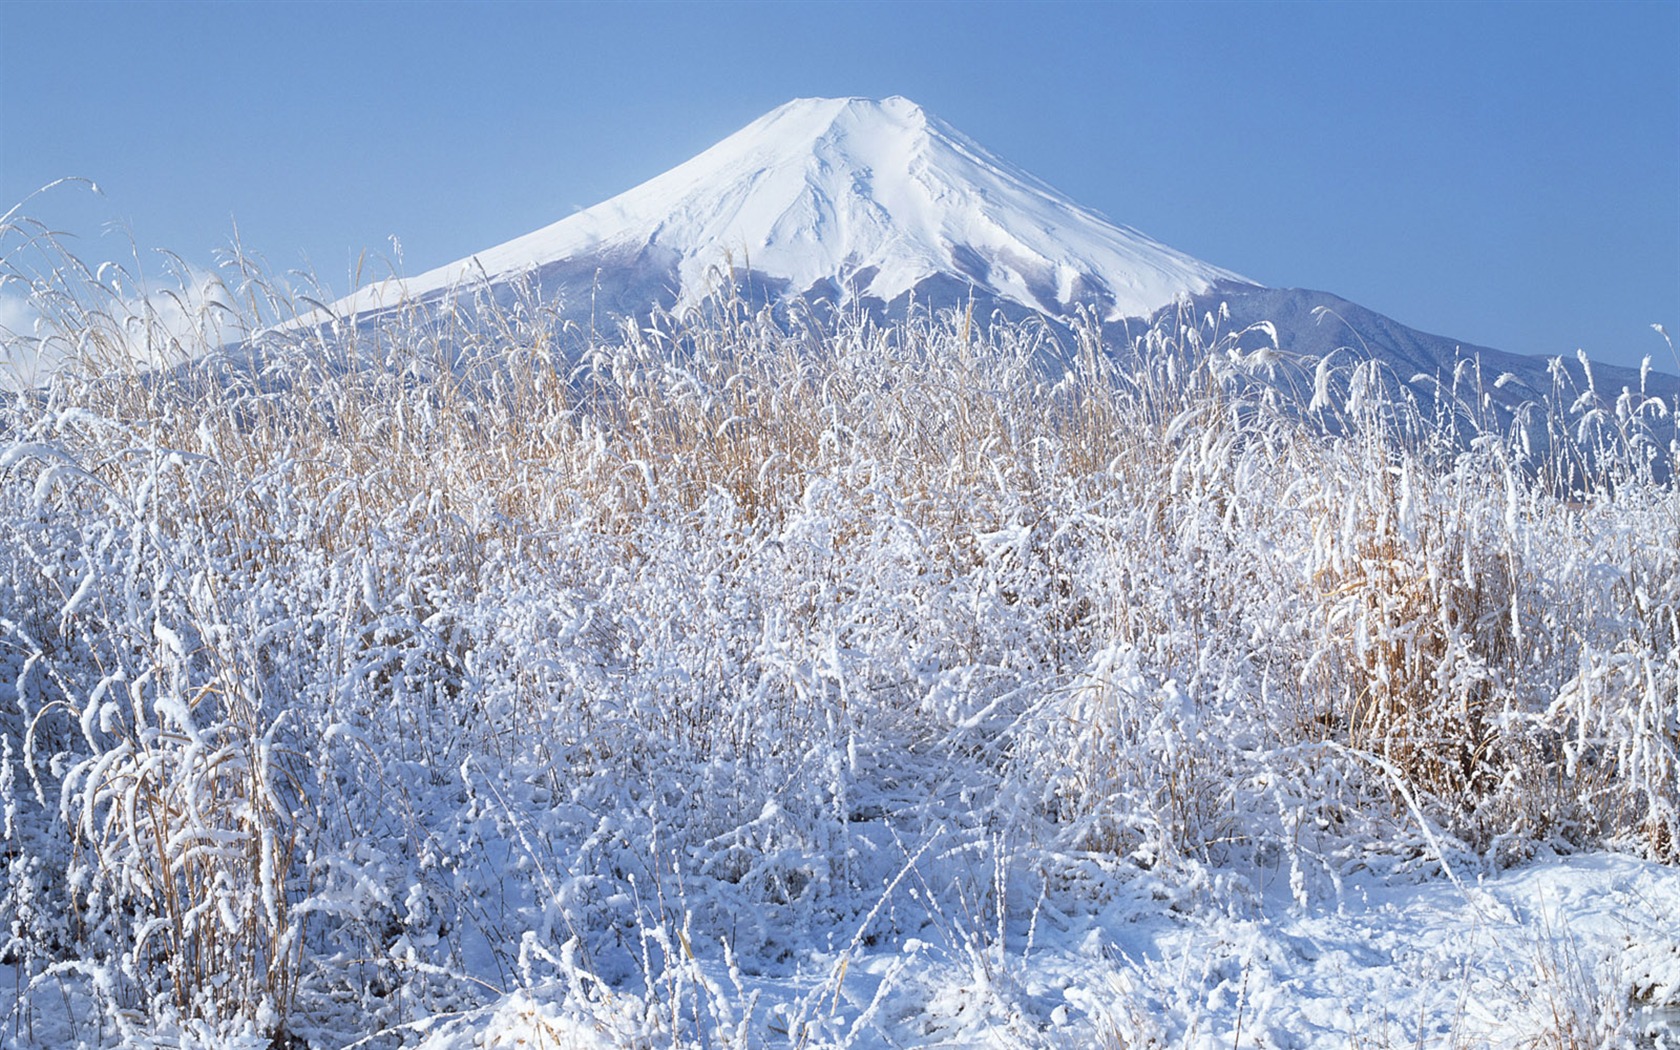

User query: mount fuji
[340,96,1251,323]
[333,96,1676,401]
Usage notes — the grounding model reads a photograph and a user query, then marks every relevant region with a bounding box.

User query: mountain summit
[344,96,1252,322]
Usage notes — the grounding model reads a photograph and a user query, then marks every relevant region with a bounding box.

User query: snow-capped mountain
[328,95,1675,403]
[338,96,1253,323]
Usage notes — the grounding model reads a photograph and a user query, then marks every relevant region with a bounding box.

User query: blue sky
[3,0,1676,371]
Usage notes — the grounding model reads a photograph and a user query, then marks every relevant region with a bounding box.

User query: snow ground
[4,850,1676,1048]
[383,852,1680,1050]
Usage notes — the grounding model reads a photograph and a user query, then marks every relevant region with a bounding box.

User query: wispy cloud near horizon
[0,264,243,390]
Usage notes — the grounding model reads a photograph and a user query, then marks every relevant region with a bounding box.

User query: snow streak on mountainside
[340,96,1254,322]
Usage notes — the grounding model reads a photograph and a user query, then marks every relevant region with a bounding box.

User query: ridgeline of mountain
[331,96,1677,402]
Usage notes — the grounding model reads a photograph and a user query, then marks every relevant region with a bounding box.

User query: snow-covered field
[1,244,1678,1048]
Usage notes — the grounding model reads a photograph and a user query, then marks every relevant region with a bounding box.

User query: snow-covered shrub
[1,226,1676,1044]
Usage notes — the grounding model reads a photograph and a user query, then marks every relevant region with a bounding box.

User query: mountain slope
[1154,284,1680,404]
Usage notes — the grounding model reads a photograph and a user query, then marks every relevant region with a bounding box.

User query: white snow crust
[339,97,1253,320]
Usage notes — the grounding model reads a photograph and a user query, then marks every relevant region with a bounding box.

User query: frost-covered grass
[1,233,1678,1047]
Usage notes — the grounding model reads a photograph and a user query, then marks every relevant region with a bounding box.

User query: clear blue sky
[3,0,1676,370]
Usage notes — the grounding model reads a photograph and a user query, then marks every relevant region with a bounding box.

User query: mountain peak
[345,96,1254,322]
[761,94,927,124]
[752,95,931,140]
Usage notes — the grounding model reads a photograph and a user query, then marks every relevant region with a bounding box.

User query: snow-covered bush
[1,231,1675,1044]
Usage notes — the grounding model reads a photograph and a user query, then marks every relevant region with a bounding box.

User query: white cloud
[0,291,48,392]
[0,265,244,391]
